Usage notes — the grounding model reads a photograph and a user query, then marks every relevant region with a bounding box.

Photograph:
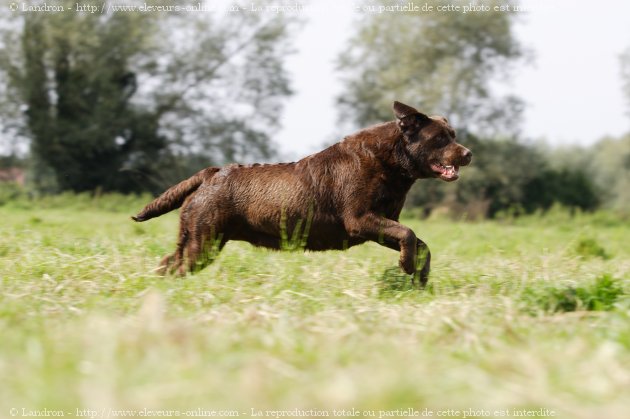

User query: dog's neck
[390,132,432,181]
[341,121,430,181]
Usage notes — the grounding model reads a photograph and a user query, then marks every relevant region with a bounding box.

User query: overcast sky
[274,0,630,158]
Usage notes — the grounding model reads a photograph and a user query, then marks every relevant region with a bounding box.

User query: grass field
[1,195,629,419]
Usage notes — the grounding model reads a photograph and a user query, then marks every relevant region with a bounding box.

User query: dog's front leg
[344,213,419,276]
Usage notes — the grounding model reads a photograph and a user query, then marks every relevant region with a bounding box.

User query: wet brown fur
[133,102,472,285]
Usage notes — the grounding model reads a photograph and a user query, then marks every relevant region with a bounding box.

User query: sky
[2,0,628,159]
[274,0,630,158]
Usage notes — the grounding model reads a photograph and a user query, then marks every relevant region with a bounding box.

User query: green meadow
[0,195,629,419]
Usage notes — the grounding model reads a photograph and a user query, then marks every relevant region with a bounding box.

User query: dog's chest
[371,175,414,220]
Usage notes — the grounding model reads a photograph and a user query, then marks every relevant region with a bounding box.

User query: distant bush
[522,168,599,214]
[574,238,611,260]
[521,275,626,314]
[0,186,153,214]
[0,183,25,206]
[406,135,601,219]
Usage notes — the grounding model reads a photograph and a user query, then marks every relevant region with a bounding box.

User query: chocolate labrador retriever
[133,101,472,285]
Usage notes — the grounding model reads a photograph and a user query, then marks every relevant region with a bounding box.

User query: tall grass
[0,195,629,418]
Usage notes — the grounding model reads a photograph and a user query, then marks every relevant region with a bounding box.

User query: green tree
[1,7,165,192]
[592,47,630,210]
[0,1,295,193]
[145,7,295,176]
[337,0,526,135]
[585,135,630,211]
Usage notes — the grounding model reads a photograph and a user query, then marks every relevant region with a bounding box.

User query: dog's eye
[432,136,449,148]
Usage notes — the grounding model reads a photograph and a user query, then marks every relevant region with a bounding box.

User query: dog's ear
[393,101,430,138]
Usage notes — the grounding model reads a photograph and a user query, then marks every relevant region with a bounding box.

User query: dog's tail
[131,167,219,222]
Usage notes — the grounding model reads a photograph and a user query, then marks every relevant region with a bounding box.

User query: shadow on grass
[376,266,420,297]
[376,266,483,299]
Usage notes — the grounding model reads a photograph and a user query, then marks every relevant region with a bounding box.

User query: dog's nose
[462,148,472,164]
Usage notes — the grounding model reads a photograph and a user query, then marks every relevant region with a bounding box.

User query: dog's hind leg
[156,253,176,275]
[161,232,209,276]
[156,222,190,275]
[182,228,228,275]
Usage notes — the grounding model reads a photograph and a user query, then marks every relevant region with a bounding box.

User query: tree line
[1,0,629,217]
[1,0,293,193]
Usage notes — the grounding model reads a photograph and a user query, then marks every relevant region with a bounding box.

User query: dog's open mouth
[431,163,459,181]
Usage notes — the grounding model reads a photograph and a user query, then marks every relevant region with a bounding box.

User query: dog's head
[393,101,472,182]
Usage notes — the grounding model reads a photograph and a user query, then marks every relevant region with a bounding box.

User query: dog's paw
[413,266,430,287]
[414,250,431,287]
